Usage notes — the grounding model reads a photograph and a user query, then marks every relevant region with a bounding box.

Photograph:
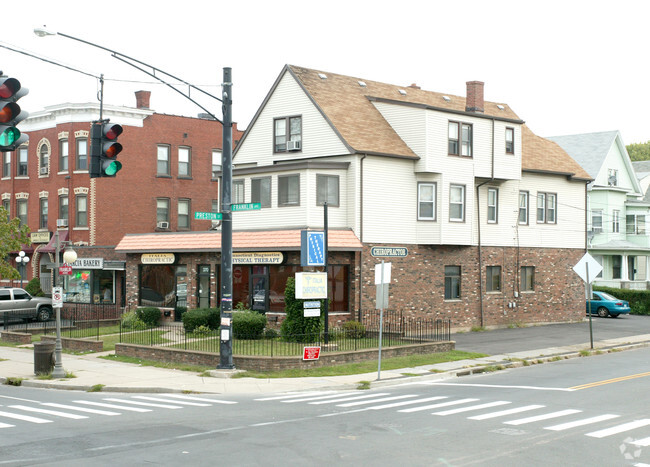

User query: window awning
[38,230,69,254]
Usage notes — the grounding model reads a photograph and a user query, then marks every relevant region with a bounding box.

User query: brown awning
[38,230,69,254]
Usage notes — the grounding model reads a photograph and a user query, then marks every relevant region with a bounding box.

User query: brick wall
[0,331,32,345]
[40,335,103,352]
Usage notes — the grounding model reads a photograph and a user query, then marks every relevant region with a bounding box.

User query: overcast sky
[3,0,649,144]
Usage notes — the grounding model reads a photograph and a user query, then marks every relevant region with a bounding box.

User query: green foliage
[136,307,162,327]
[263,327,279,339]
[593,286,650,315]
[193,325,213,337]
[121,310,147,330]
[342,320,366,339]
[25,277,45,296]
[627,141,650,161]
[280,277,324,342]
[0,206,31,281]
[232,310,267,339]
[182,307,220,332]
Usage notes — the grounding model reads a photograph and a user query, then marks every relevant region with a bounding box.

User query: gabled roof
[522,125,592,180]
[546,131,619,179]
[115,229,363,253]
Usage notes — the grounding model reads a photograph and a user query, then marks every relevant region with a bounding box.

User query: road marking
[399,398,479,413]
[131,396,211,407]
[433,401,511,416]
[544,414,620,431]
[0,422,15,428]
[418,382,573,392]
[586,419,650,438]
[309,393,391,405]
[504,409,581,425]
[74,401,152,413]
[469,405,545,420]
[631,436,650,447]
[254,392,330,401]
[42,403,121,416]
[9,405,87,420]
[336,395,419,407]
[281,392,359,403]
[570,371,650,390]
[0,410,51,423]
[368,396,449,410]
[102,398,183,409]
[162,394,238,404]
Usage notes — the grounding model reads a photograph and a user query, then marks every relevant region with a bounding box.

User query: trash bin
[34,341,56,375]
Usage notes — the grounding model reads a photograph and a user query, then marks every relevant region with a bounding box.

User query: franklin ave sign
[371,247,408,257]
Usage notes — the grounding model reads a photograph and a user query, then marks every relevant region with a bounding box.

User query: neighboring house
[631,160,650,203]
[549,131,650,289]
[0,91,242,314]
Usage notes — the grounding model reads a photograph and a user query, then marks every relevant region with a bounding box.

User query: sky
[2,0,649,144]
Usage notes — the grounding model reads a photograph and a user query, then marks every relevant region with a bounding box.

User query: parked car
[0,287,53,322]
[587,291,631,318]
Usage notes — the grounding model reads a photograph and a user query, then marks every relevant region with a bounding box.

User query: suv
[0,287,53,322]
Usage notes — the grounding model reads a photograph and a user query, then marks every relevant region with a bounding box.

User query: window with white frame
[178,147,191,177]
[17,199,27,225]
[591,210,603,233]
[39,197,48,229]
[157,145,170,176]
[278,174,300,206]
[613,210,620,233]
[156,198,170,223]
[2,152,10,178]
[316,174,339,206]
[537,192,557,224]
[76,138,88,171]
[274,116,302,153]
[607,168,618,187]
[418,182,436,220]
[59,195,68,222]
[178,199,190,229]
[17,147,27,176]
[627,214,646,235]
[40,145,49,175]
[505,127,515,154]
[212,150,221,178]
[233,179,245,204]
[449,184,465,221]
[59,139,68,172]
[518,191,529,224]
[252,177,271,208]
[486,266,501,292]
[75,194,87,227]
[487,187,498,223]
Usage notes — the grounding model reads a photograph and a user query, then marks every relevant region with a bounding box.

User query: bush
[263,327,279,339]
[280,277,324,342]
[342,320,366,339]
[121,310,147,330]
[193,325,213,337]
[25,277,45,297]
[182,308,220,332]
[136,307,162,327]
[232,310,267,340]
[594,286,650,315]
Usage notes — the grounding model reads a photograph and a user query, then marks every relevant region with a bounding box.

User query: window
[2,152,10,177]
[178,199,190,229]
[591,210,603,233]
[487,188,498,223]
[59,139,68,172]
[274,116,302,152]
[233,179,245,204]
[75,195,87,227]
[17,147,27,176]
[486,266,501,292]
[40,145,49,174]
[518,191,529,225]
[607,168,618,187]
[505,127,515,154]
[212,150,221,178]
[537,192,557,224]
[178,147,191,177]
[157,145,170,175]
[157,198,170,223]
[278,174,300,206]
[39,198,48,229]
[59,195,68,222]
[448,122,459,155]
[521,266,535,292]
[449,184,465,221]
[316,175,339,206]
[444,266,461,300]
[417,182,436,220]
[613,210,620,233]
[613,255,622,279]
[252,177,271,208]
[76,138,88,171]
[17,199,27,225]
[212,199,219,213]
[627,214,646,235]
[449,122,472,156]
[2,199,9,218]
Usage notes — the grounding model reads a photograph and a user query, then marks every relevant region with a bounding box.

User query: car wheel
[597,307,610,318]
[37,307,52,322]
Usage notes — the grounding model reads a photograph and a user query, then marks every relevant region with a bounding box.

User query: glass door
[197,264,210,309]
[250,266,268,312]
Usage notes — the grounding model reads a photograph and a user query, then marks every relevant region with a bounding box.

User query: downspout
[358,154,367,322]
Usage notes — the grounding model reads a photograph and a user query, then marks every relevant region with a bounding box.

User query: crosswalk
[0,394,237,430]
[254,390,650,449]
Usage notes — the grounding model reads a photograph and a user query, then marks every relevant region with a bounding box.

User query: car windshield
[598,292,618,301]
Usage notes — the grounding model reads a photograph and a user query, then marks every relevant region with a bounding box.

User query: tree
[0,207,31,280]
[627,141,650,161]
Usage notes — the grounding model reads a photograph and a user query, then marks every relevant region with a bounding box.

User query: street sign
[573,252,602,284]
[52,287,63,309]
[59,264,72,275]
[303,346,321,361]
[194,211,222,220]
[301,230,325,266]
[232,202,261,211]
[371,247,408,257]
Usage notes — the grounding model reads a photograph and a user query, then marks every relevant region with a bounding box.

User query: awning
[38,230,69,254]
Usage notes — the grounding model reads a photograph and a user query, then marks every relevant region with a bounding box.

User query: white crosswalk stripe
[281,393,359,403]
[309,393,391,405]
[74,400,152,412]
[162,394,238,405]
[0,410,51,424]
[336,395,419,408]
[399,398,479,413]
[42,403,121,416]
[131,396,211,407]
[368,396,449,410]
[586,419,650,438]
[9,405,88,420]
[630,436,650,447]
[505,409,582,426]
[544,414,620,431]
[468,405,545,420]
[433,401,511,416]
[101,398,183,409]
[255,391,332,401]
[0,422,15,428]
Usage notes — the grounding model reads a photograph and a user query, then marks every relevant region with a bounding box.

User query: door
[197,264,211,309]
[250,266,268,313]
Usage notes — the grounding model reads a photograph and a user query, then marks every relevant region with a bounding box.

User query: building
[116,65,591,329]
[549,131,650,289]
[0,90,243,310]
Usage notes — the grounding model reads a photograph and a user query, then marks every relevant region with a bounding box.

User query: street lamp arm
[0,42,99,80]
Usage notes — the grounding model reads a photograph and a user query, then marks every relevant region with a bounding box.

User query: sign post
[374,261,392,380]
[573,252,603,349]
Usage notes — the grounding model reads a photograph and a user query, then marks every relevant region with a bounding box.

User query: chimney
[408,83,421,89]
[465,81,484,113]
[135,90,151,109]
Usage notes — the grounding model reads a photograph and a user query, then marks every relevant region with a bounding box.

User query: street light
[52,228,77,378]
[15,250,29,288]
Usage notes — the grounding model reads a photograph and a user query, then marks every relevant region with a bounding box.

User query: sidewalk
[2,334,650,394]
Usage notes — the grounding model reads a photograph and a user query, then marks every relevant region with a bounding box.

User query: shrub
[263,327,279,339]
[25,277,45,297]
[193,325,213,337]
[232,310,267,340]
[121,310,147,330]
[280,277,324,342]
[594,286,650,315]
[136,307,162,327]
[342,320,366,339]
[182,308,220,332]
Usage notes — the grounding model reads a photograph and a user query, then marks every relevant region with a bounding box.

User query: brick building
[0,90,242,309]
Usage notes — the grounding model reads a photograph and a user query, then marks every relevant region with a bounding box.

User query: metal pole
[324,202,329,344]
[377,260,385,380]
[218,67,234,369]
[52,230,65,378]
[586,263,593,349]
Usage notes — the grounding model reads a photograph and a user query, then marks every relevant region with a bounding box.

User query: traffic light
[90,121,123,178]
[0,75,29,152]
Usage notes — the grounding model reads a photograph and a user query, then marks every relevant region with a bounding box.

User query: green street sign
[232,202,261,211]
[194,211,222,220]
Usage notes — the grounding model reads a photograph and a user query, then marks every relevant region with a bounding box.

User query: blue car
[587,291,631,318]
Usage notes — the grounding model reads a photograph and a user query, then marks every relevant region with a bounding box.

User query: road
[2,345,650,465]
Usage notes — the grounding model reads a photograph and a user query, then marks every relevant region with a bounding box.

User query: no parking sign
[52,287,63,309]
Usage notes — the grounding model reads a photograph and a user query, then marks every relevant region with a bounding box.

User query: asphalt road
[452,314,650,355]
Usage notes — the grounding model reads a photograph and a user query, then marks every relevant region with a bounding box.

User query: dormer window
[607,169,618,187]
[274,116,302,153]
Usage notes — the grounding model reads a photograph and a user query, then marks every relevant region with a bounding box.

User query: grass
[357,380,371,390]
[100,354,214,373]
[88,384,105,392]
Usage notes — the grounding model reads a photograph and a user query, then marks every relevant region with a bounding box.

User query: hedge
[182,308,220,332]
[593,286,650,315]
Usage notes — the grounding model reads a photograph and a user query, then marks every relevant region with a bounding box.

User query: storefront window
[140,265,176,307]
[95,270,114,304]
[65,270,91,303]
[64,269,115,304]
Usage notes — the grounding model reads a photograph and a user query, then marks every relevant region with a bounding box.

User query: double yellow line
[570,371,650,390]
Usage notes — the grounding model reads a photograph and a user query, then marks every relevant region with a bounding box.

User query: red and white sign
[59,264,72,275]
[52,287,63,309]
[303,346,321,361]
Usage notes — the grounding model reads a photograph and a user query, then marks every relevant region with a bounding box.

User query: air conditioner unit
[56,219,68,228]
[157,221,169,229]
[287,140,301,151]
[40,167,48,175]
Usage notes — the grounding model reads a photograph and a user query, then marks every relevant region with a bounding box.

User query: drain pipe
[358,154,367,322]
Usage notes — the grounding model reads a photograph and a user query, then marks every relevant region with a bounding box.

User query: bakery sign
[68,257,104,269]
[141,253,176,264]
